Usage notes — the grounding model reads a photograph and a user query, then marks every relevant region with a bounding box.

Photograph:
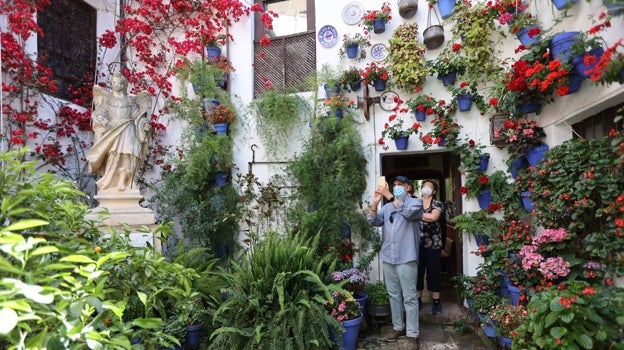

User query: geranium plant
[499,118,546,157]
[205,104,236,124]
[488,302,527,338]
[323,95,356,112]
[449,81,489,112]
[338,33,371,61]
[332,268,369,294]
[362,61,390,84]
[361,2,392,33]
[420,102,460,149]
[338,66,363,91]
[325,291,361,322]
[405,93,439,116]
[588,39,624,85]
[425,44,468,77]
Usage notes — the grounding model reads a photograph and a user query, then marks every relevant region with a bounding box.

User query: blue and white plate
[342,2,365,25]
[318,25,339,48]
[371,43,388,61]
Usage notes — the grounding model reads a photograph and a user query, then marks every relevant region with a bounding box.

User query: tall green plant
[287,118,375,269]
[209,233,339,349]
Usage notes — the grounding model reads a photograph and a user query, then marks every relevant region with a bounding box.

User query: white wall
[225,0,624,278]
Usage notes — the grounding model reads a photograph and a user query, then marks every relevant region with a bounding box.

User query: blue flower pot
[525,143,549,166]
[516,25,540,46]
[499,336,512,349]
[373,78,387,91]
[437,0,457,19]
[205,46,222,61]
[475,234,489,246]
[519,101,541,114]
[346,43,359,59]
[478,155,490,172]
[334,109,344,122]
[354,291,368,318]
[572,46,604,78]
[341,313,364,350]
[477,189,491,209]
[349,81,362,91]
[521,190,535,211]
[552,0,578,10]
[440,71,457,86]
[508,284,521,306]
[457,94,473,111]
[324,83,341,98]
[549,31,580,62]
[509,157,527,179]
[214,123,228,135]
[373,18,386,34]
[414,109,426,121]
[565,72,583,95]
[394,135,409,150]
[214,171,228,187]
[186,324,204,347]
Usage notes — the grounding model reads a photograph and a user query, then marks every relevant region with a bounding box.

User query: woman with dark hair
[417,179,445,315]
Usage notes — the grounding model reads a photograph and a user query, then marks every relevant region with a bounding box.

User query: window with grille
[254,0,316,96]
[572,103,624,139]
[37,0,97,101]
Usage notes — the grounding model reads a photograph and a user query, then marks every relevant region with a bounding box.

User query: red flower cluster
[362,62,390,84]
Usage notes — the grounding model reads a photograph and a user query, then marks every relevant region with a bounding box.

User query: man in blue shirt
[367,175,423,350]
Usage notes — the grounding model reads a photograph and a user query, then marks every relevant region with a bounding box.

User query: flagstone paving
[355,295,498,350]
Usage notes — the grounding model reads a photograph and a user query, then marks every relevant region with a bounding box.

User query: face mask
[421,186,433,196]
[393,185,406,198]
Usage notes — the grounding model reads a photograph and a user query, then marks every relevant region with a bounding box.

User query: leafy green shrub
[209,233,339,349]
[513,280,624,350]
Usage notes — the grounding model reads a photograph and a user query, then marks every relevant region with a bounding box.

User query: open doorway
[380,150,463,276]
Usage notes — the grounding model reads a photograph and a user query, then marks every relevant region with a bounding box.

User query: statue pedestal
[86,189,160,251]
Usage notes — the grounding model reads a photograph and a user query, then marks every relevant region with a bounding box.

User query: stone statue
[87,73,152,193]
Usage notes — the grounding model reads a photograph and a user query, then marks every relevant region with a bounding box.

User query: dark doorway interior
[380,150,463,277]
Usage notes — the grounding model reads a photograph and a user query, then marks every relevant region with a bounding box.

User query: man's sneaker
[407,337,421,350]
[383,328,406,342]
[432,300,442,315]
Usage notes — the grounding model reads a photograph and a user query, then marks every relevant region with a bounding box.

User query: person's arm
[422,209,442,222]
[396,197,423,221]
[368,188,385,226]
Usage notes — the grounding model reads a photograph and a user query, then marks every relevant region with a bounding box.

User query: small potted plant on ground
[366,281,391,317]
[338,33,371,62]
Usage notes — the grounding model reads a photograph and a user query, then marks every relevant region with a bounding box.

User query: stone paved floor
[355,300,498,350]
[354,274,499,350]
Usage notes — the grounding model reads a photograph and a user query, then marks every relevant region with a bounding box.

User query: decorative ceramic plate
[379,91,400,111]
[342,2,365,25]
[318,25,339,48]
[370,43,388,61]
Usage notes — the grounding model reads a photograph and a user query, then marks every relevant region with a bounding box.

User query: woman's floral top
[421,199,444,250]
